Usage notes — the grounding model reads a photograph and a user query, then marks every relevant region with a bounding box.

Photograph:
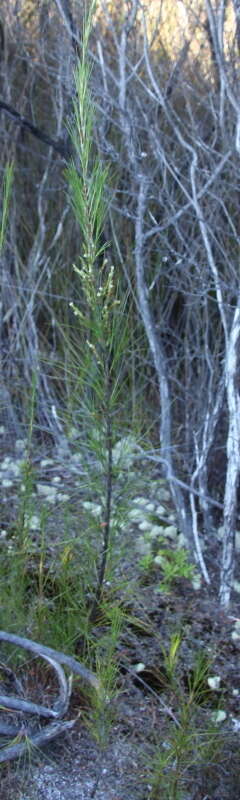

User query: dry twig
[0,630,99,763]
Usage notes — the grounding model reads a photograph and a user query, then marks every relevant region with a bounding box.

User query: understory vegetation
[0,1,240,798]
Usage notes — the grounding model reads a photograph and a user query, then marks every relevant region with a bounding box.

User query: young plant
[150,650,224,800]
[161,631,181,686]
[65,0,133,620]
[88,603,123,745]
[139,542,194,593]
[154,544,195,593]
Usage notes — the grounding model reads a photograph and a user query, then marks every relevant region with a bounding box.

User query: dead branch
[0,631,100,690]
[0,719,76,764]
[0,630,99,763]
[0,692,62,719]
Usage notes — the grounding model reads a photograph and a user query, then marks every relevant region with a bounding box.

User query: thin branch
[0,101,70,158]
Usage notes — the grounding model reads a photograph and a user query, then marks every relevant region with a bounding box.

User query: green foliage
[155,546,195,593]
[150,649,224,800]
[87,603,124,749]
[64,0,134,617]
[140,542,194,593]
[139,552,155,571]
[0,162,14,253]
[161,631,181,685]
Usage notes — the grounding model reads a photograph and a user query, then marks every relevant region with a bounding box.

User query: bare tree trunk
[220,301,240,605]
[135,175,194,551]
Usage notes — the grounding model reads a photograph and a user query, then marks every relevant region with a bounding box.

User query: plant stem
[89,360,113,620]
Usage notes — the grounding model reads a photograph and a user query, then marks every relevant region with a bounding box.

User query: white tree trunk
[219,302,240,606]
[135,175,193,550]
